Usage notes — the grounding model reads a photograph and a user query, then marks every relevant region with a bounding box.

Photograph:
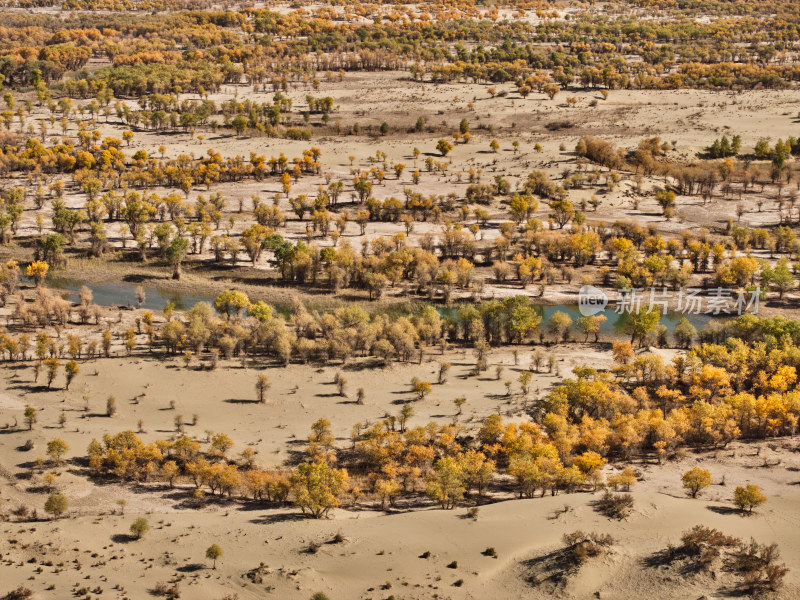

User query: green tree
[46,438,69,464]
[24,405,37,430]
[44,492,68,518]
[628,306,660,346]
[130,517,150,539]
[549,200,574,229]
[673,317,697,348]
[398,404,413,433]
[426,457,465,509]
[232,114,248,136]
[762,257,794,299]
[166,237,189,280]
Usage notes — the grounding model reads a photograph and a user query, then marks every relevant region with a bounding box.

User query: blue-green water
[41,275,211,312]
[37,275,718,333]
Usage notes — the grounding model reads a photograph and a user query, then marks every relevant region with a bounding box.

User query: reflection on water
[38,275,717,333]
[42,275,211,312]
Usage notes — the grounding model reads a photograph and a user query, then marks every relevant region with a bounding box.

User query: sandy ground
[1,350,800,599]
[1,43,799,600]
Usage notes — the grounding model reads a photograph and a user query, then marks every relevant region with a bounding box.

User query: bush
[284,128,312,140]
[733,540,788,593]
[153,582,181,598]
[544,120,573,131]
[130,517,150,539]
[2,587,33,600]
[562,531,613,567]
[44,492,67,518]
[595,491,634,520]
[679,525,740,570]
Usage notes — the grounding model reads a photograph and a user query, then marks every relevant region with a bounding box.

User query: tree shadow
[7,383,51,393]
[248,512,307,525]
[122,273,164,284]
[642,548,678,569]
[111,533,136,544]
[706,505,742,516]
[223,398,261,404]
[176,563,205,573]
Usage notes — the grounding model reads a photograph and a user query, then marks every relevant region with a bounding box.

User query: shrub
[679,525,740,570]
[285,128,312,140]
[545,120,573,131]
[152,582,180,599]
[562,531,613,567]
[595,491,634,520]
[130,517,149,539]
[2,587,33,600]
[733,540,788,593]
[44,492,67,518]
